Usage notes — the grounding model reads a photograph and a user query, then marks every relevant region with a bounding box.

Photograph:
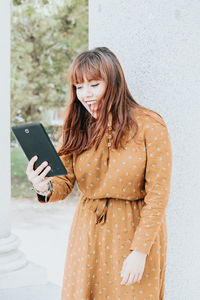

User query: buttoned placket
[106,112,113,166]
[81,113,114,225]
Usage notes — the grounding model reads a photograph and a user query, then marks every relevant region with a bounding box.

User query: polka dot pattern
[37,108,172,299]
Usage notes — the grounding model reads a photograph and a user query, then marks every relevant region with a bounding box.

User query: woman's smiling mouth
[85,100,98,114]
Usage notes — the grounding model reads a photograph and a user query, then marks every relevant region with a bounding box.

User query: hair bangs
[70,56,106,85]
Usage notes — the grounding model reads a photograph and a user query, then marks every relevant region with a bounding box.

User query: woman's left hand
[120,250,147,285]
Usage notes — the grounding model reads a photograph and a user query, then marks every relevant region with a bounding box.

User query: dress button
[108,142,112,147]
[108,135,112,139]
[108,126,112,131]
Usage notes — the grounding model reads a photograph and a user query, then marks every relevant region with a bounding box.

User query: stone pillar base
[0,234,47,289]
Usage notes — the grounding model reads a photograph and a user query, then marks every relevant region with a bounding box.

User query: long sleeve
[129,114,172,255]
[37,137,76,203]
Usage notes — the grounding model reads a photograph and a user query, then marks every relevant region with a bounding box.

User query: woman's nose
[84,86,93,98]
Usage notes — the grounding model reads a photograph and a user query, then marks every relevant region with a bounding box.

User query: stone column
[0,1,46,289]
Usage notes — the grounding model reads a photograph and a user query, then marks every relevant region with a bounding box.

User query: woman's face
[75,78,106,119]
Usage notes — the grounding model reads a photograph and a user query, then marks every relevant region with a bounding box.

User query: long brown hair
[58,47,161,156]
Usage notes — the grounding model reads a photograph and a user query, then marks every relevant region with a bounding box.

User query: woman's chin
[87,107,98,119]
[91,112,97,119]
[89,109,98,119]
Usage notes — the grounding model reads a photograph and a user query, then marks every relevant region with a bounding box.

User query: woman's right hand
[26,155,53,194]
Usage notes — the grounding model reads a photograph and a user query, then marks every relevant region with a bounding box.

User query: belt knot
[82,196,110,225]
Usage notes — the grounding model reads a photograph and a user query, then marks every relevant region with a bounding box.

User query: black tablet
[11,122,67,177]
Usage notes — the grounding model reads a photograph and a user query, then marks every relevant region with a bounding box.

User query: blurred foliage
[11,0,88,199]
[11,0,88,125]
[11,146,35,198]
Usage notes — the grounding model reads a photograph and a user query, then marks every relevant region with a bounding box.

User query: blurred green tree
[11,0,88,125]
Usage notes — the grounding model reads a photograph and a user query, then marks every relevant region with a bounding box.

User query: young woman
[26,47,172,299]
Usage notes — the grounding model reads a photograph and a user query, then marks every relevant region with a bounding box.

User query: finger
[26,155,38,174]
[137,272,143,283]
[121,260,127,273]
[38,165,51,181]
[133,273,140,283]
[120,263,127,279]
[33,175,53,190]
[33,169,51,187]
[28,161,49,183]
[120,270,124,278]
[126,273,135,285]
[34,161,49,176]
[121,273,130,285]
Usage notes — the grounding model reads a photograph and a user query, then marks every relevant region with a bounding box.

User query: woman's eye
[76,86,82,89]
[91,83,99,87]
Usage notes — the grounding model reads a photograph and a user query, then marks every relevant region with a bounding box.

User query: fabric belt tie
[81,196,145,225]
[82,196,110,225]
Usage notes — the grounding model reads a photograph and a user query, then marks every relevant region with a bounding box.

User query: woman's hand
[120,250,147,285]
[26,155,53,194]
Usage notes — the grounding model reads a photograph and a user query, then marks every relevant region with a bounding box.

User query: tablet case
[12,122,67,177]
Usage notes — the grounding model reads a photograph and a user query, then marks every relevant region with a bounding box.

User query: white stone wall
[89,1,200,299]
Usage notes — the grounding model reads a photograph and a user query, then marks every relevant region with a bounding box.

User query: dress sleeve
[37,136,76,203]
[129,114,173,255]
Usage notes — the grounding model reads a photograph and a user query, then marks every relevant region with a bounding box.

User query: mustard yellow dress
[37,108,172,300]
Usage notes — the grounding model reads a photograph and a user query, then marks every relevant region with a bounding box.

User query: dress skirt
[61,195,167,300]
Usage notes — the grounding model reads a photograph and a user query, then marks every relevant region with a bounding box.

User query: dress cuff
[37,191,53,203]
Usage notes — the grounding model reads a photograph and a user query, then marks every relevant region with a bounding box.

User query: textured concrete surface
[89,1,200,299]
[0,283,61,300]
